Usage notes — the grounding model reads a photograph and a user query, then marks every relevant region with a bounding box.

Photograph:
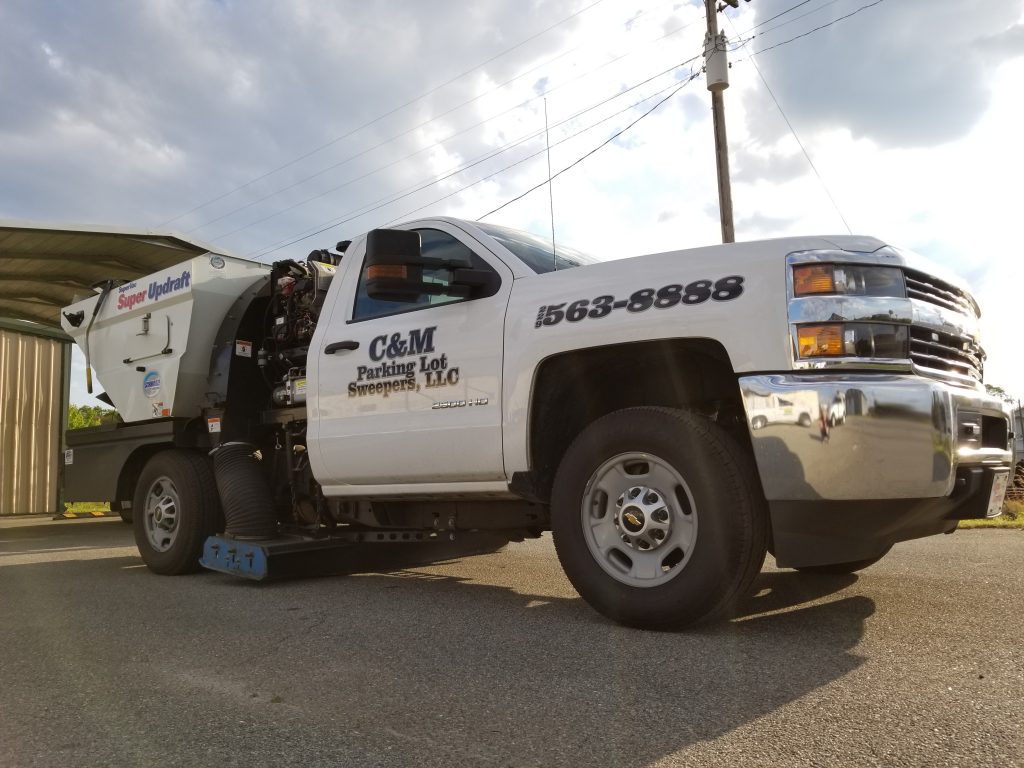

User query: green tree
[984,384,1015,403]
[68,403,117,429]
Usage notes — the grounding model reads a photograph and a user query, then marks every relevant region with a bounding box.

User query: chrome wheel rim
[143,475,181,552]
[581,452,698,588]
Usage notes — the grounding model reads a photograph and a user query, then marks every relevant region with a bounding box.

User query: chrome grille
[909,326,983,383]
[902,267,983,384]
[903,268,976,315]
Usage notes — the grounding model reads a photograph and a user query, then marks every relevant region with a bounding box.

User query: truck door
[308,223,513,491]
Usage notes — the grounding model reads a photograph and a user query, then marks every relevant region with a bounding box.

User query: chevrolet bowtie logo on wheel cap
[622,511,646,533]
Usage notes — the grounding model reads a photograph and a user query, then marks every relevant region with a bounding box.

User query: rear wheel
[551,407,768,629]
[133,450,222,575]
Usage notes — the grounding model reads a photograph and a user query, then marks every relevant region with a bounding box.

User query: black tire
[118,506,133,524]
[751,416,767,430]
[551,407,768,630]
[795,549,889,575]
[132,450,223,575]
[798,413,812,427]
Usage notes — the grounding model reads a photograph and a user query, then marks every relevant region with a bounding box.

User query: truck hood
[563,235,976,307]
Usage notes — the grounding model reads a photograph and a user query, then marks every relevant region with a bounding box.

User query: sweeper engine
[254,254,337,526]
[260,255,337,410]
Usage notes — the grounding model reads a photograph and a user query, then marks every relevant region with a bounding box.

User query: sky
[1,0,1022,405]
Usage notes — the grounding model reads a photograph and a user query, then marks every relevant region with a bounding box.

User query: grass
[64,501,111,514]
[958,498,1024,529]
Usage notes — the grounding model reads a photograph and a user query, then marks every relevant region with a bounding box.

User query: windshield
[474,222,598,274]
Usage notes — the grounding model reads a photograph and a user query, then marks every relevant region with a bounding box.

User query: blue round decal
[143,371,161,398]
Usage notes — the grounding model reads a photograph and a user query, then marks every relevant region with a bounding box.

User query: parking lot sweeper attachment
[60,253,268,422]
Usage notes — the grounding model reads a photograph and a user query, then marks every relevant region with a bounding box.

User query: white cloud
[2,0,1022,399]
[739,0,1023,148]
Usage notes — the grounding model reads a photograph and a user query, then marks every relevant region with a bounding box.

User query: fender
[499,237,837,475]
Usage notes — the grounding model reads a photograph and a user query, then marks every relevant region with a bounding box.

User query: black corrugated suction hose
[211,442,278,539]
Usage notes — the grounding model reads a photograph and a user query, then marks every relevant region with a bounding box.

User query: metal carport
[0,220,228,516]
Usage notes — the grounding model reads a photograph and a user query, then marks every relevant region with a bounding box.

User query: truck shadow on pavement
[244,567,874,766]
[280,569,875,766]
[738,569,859,618]
[1,522,875,767]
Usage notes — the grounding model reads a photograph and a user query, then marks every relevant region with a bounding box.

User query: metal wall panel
[0,329,64,515]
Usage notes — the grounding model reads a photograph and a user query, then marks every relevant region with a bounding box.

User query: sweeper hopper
[59,253,268,422]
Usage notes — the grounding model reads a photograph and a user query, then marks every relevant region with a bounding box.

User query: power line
[250,68,698,258]
[187,5,707,237]
[725,0,851,50]
[477,73,700,220]
[249,65,702,258]
[246,1,882,259]
[744,0,887,58]
[157,0,612,227]
[732,0,816,35]
[727,0,858,52]
[724,13,852,234]
[212,61,691,243]
[744,0,846,41]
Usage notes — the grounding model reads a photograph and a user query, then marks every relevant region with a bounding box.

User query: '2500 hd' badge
[535,276,744,328]
[432,398,488,410]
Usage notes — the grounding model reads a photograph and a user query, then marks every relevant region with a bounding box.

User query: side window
[352,229,499,321]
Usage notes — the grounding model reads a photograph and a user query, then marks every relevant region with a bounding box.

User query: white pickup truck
[60,217,1013,628]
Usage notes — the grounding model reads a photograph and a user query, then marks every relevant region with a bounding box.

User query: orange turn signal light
[793,265,836,296]
[367,264,408,280]
[797,324,844,357]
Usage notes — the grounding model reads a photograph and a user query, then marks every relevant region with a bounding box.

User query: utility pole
[705,0,736,243]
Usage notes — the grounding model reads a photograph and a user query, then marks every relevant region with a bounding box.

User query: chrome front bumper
[739,373,1012,502]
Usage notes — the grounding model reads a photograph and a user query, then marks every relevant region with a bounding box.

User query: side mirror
[364,229,498,303]
[364,229,428,302]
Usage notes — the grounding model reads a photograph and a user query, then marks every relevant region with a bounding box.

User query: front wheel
[551,407,768,630]
[133,450,223,575]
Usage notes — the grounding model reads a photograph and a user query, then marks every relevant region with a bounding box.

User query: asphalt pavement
[1,517,1021,767]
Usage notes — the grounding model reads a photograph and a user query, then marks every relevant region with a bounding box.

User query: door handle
[324,340,360,354]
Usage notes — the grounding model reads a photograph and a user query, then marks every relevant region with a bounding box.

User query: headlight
[793,264,905,298]
[796,323,909,359]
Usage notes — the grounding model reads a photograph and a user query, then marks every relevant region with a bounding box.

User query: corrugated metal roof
[0,220,236,327]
